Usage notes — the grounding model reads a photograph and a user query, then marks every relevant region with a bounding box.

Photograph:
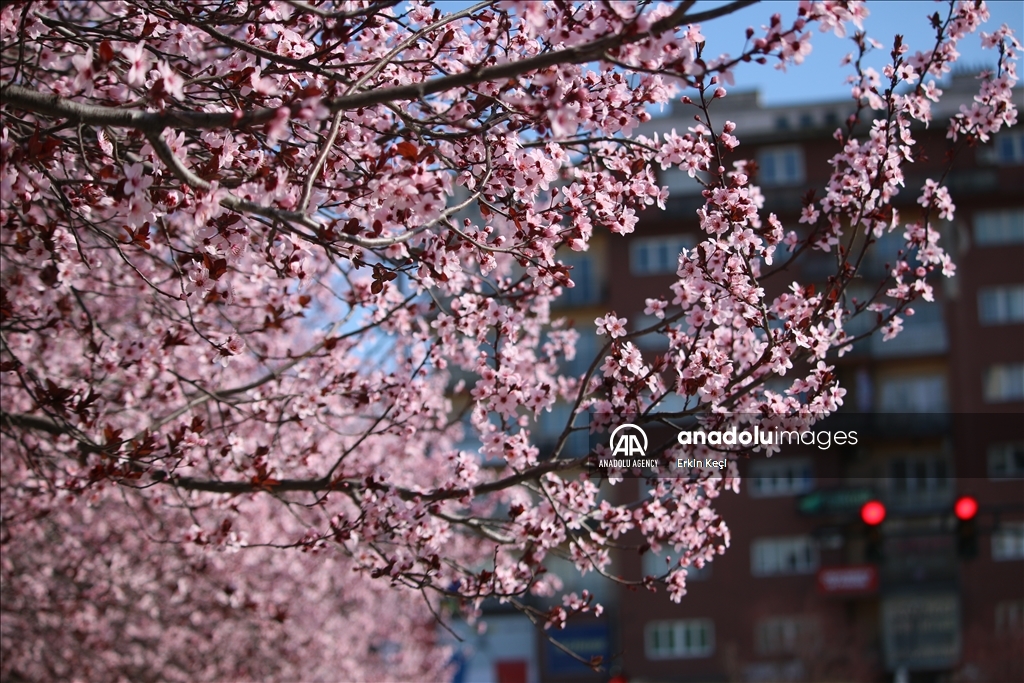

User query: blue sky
[677,0,1024,104]
[436,1,1023,104]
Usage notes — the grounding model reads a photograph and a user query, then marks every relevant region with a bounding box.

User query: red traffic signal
[860,500,886,526]
[954,495,978,521]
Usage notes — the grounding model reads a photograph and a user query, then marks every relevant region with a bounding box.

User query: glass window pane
[975,209,1024,245]
[1000,135,1016,162]
[656,243,669,272]
[784,152,797,180]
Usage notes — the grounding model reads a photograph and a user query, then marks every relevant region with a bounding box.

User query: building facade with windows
[455,72,1022,683]
[594,73,1024,683]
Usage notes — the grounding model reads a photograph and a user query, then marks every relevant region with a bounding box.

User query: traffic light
[860,500,886,526]
[861,500,885,562]
[954,495,978,559]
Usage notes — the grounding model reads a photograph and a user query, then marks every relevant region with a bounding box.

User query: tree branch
[144,129,428,248]
[0,411,577,502]
[1,411,67,436]
[1,1,758,132]
[169,457,578,499]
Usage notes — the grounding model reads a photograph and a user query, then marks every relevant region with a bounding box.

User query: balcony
[842,300,949,359]
[869,316,948,357]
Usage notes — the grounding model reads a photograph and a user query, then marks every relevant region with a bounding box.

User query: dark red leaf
[98,40,114,63]
[395,141,418,161]
[208,258,228,280]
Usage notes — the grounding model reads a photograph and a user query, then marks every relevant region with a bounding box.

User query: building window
[984,363,1024,403]
[661,168,706,196]
[996,600,1024,633]
[877,373,948,412]
[887,455,952,508]
[974,208,1024,246]
[757,145,805,186]
[988,442,1024,479]
[869,299,949,357]
[558,252,601,307]
[641,547,712,581]
[630,235,696,276]
[755,617,818,655]
[992,522,1024,561]
[751,536,819,576]
[748,458,814,498]
[645,619,714,659]
[979,285,1024,325]
[995,128,1024,165]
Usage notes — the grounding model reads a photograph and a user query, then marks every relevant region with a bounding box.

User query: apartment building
[601,73,1024,683]
[454,73,1022,683]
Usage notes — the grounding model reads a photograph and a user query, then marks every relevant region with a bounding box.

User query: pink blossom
[122,41,149,86]
[595,313,628,339]
[123,162,152,197]
[71,47,94,95]
[154,60,184,100]
[644,298,668,319]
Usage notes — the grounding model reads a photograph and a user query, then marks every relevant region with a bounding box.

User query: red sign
[495,661,527,683]
[816,565,878,595]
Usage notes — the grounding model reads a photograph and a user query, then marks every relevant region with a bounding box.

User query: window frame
[660,167,706,197]
[641,547,712,581]
[978,285,1024,325]
[750,536,819,577]
[886,454,953,509]
[557,251,601,308]
[645,619,715,660]
[988,441,1024,480]
[992,522,1024,561]
[996,129,1024,165]
[756,145,805,187]
[755,616,819,655]
[629,235,696,276]
[877,373,949,413]
[973,208,1024,246]
[995,600,1024,633]
[748,458,815,498]
[984,363,1024,403]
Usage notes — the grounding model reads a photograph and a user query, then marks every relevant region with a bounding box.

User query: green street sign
[798,488,874,516]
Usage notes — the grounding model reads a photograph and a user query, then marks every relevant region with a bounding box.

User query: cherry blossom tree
[0,0,1018,679]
